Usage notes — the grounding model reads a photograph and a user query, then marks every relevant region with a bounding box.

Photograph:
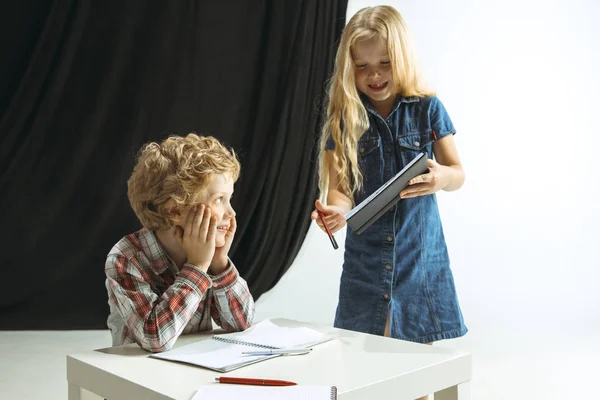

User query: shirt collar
[137,228,176,275]
[361,94,420,118]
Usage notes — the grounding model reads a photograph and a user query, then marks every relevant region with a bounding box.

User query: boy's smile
[171,172,236,249]
[198,172,236,248]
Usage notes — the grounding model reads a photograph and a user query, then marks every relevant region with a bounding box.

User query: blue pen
[242,348,312,356]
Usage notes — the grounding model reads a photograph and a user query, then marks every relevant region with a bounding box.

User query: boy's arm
[105,254,212,352]
[209,259,254,332]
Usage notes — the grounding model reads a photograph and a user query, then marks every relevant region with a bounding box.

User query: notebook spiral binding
[212,336,279,349]
[330,386,338,399]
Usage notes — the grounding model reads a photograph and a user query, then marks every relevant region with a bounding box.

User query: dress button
[413,141,420,147]
[386,235,393,242]
[385,145,392,153]
[383,293,390,300]
[385,264,392,270]
[359,147,365,154]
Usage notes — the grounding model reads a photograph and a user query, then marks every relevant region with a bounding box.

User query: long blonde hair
[318,6,433,201]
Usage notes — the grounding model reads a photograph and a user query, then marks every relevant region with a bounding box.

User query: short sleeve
[429,97,456,140]
[324,135,335,151]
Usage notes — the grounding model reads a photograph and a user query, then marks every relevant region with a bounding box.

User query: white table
[66,319,471,399]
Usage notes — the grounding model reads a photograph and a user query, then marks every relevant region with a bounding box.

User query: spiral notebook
[192,385,337,399]
[150,319,332,372]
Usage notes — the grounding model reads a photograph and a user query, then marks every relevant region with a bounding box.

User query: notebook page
[150,337,273,371]
[192,385,336,400]
[214,319,330,348]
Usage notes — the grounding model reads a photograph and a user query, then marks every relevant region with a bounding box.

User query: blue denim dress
[326,95,467,343]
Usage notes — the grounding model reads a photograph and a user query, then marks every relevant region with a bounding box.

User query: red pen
[318,210,339,250]
[215,377,297,386]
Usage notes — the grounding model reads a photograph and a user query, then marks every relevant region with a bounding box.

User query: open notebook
[150,319,332,372]
[192,385,337,400]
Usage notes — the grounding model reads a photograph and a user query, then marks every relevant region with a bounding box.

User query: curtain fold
[0,0,348,329]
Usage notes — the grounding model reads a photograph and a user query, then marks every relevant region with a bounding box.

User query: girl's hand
[400,159,448,199]
[311,200,347,234]
[210,217,237,274]
[175,205,217,272]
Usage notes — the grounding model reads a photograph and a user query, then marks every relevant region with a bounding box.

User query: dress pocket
[398,130,435,151]
[358,136,381,180]
[397,131,434,166]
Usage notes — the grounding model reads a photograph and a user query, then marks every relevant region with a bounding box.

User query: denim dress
[326,95,467,343]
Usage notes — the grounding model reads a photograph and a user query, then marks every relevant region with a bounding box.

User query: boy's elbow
[242,302,255,329]
[141,338,175,353]
[238,315,253,331]
[217,303,255,333]
[138,323,179,353]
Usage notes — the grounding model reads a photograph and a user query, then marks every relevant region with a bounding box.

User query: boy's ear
[164,199,183,222]
[165,207,182,222]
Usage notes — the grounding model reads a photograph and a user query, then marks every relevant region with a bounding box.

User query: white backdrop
[256,0,600,359]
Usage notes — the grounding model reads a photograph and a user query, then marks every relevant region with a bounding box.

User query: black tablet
[345,152,429,235]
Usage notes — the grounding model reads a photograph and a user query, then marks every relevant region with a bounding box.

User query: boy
[105,133,254,352]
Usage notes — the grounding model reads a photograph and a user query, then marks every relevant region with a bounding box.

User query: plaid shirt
[105,228,254,352]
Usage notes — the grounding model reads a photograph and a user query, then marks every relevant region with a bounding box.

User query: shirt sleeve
[428,96,457,140]
[209,259,255,332]
[105,254,211,352]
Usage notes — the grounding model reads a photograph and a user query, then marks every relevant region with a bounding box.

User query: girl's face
[352,36,394,107]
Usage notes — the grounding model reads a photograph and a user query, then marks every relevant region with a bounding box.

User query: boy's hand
[400,159,446,198]
[175,205,217,272]
[210,217,237,274]
[311,200,346,234]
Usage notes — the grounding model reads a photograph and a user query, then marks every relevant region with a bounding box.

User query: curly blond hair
[318,6,433,201]
[127,133,240,230]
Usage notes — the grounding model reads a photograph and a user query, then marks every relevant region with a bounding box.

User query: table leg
[434,381,471,400]
[68,383,82,400]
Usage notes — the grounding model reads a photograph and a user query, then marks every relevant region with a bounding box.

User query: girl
[312,5,467,349]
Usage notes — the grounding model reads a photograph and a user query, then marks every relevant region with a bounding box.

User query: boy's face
[352,36,394,106]
[200,173,236,248]
[178,173,236,248]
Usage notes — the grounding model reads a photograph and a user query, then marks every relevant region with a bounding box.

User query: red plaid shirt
[105,228,254,352]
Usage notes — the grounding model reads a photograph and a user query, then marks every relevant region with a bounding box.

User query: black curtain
[0,0,347,329]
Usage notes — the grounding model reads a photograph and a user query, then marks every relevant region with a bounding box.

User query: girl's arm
[325,151,354,212]
[311,151,352,234]
[432,134,465,191]
[400,135,465,198]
